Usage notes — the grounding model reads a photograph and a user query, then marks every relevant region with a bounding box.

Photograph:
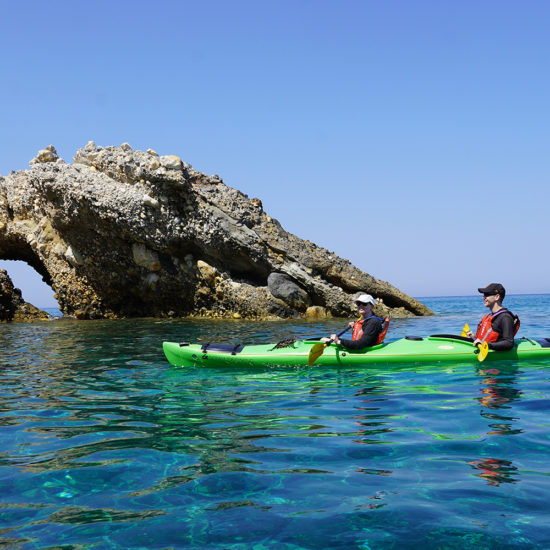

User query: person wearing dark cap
[466,283,520,352]
[322,293,389,350]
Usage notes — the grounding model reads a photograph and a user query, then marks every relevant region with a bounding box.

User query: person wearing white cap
[322,293,385,350]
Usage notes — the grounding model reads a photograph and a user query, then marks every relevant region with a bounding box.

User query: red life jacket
[352,316,390,345]
[475,309,520,343]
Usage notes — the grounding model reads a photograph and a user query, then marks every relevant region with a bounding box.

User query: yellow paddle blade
[461,323,470,337]
[478,341,489,362]
[307,342,327,366]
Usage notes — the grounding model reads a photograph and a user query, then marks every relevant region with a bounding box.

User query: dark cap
[478,283,505,299]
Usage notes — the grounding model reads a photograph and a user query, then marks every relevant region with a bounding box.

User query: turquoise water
[1,295,550,549]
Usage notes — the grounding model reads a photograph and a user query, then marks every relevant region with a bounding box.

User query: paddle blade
[461,323,470,337]
[307,342,327,366]
[478,341,489,362]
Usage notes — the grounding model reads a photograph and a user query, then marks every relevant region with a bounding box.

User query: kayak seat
[377,317,390,344]
[200,343,245,355]
[430,334,473,343]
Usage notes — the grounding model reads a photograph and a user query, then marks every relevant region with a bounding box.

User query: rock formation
[0,269,50,322]
[0,143,432,320]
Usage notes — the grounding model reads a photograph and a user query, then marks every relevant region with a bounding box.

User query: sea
[1,294,550,549]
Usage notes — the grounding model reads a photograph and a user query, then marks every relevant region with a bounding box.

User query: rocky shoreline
[0,270,50,322]
[0,143,432,321]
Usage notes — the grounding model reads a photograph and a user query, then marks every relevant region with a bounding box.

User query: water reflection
[466,364,523,486]
[352,381,394,446]
[475,365,522,436]
[467,458,518,486]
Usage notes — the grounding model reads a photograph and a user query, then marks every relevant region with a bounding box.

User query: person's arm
[488,313,515,351]
[339,318,382,350]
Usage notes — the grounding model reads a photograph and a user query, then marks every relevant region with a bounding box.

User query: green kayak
[162,334,550,368]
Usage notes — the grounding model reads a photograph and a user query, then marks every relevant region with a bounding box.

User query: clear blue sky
[1,0,549,307]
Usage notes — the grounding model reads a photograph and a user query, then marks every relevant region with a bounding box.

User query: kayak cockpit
[429,334,474,343]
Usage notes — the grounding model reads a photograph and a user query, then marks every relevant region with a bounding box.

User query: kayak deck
[162,335,550,368]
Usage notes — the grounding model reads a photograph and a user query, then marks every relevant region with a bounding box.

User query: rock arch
[0,235,54,288]
[0,144,433,320]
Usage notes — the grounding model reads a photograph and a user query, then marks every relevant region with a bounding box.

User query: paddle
[477,341,489,362]
[307,325,352,366]
[461,322,489,361]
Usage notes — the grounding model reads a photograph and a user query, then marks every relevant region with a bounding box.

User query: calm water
[1,295,550,549]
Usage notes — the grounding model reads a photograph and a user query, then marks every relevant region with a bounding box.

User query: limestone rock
[65,245,85,266]
[160,155,182,170]
[132,243,161,272]
[0,143,433,320]
[196,260,218,287]
[31,145,59,165]
[268,272,311,310]
[0,270,50,322]
[305,306,330,318]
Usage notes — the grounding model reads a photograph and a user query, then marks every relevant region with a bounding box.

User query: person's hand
[466,330,474,339]
[348,321,355,328]
[473,338,482,347]
[321,334,341,344]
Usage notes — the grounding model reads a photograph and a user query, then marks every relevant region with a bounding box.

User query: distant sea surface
[1,295,550,549]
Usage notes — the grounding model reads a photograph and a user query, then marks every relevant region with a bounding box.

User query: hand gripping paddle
[307,325,352,366]
[461,323,489,361]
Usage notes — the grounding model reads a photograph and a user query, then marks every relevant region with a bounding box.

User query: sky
[1,0,549,307]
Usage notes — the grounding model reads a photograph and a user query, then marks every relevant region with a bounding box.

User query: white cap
[354,294,375,306]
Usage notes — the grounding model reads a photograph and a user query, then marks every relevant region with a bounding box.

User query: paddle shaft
[327,325,352,345]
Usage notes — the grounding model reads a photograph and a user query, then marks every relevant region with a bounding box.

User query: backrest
[376,317,390,344]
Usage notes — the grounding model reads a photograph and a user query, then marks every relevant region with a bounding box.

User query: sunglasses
[483,292,498,298]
